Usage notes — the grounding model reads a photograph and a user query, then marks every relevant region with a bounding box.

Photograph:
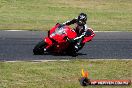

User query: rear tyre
[33,40,47,55]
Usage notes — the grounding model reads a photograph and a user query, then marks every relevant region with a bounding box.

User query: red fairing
[65,26,77,39]
[44,37,53,48]
[49,25,77,43]
[44,24,77,53]
[82,28,95,43]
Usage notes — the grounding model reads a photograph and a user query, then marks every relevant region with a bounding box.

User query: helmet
[77,13,87,26]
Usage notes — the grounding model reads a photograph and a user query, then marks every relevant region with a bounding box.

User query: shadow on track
[33,52,87,57]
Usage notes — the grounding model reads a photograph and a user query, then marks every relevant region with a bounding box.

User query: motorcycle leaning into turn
[33,23,95,56]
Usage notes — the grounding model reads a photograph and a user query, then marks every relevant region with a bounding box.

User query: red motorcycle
[33,23,95,55]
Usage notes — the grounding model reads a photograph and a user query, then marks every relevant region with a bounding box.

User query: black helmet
[77,13,87,26]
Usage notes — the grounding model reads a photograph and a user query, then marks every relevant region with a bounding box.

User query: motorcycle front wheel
[33,40,47,55]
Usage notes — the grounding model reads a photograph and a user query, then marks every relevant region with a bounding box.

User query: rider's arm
[63,18,77,25]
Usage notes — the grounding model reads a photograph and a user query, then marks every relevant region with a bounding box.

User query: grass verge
[0,0,132,31]
[0,59,131,88]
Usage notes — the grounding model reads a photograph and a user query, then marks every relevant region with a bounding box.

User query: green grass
[0,0,132,31]
[0,60,131,88]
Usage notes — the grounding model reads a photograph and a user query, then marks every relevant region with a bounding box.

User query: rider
[62,13,93,51]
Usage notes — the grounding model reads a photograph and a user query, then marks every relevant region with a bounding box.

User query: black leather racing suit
[63,18,91,51]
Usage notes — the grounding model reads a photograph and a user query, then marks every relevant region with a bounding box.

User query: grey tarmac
[0,31,132,61]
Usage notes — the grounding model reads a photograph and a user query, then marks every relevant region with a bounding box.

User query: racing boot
[74,43,81,52]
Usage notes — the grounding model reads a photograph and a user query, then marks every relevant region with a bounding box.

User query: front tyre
[33,40,47,55]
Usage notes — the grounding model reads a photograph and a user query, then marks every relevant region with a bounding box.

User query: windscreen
[50,27,66,37]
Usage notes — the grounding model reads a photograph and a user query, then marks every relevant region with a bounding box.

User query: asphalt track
[0,31,132,61]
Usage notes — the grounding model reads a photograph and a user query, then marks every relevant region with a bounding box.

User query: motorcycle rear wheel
[33,40,47,55]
